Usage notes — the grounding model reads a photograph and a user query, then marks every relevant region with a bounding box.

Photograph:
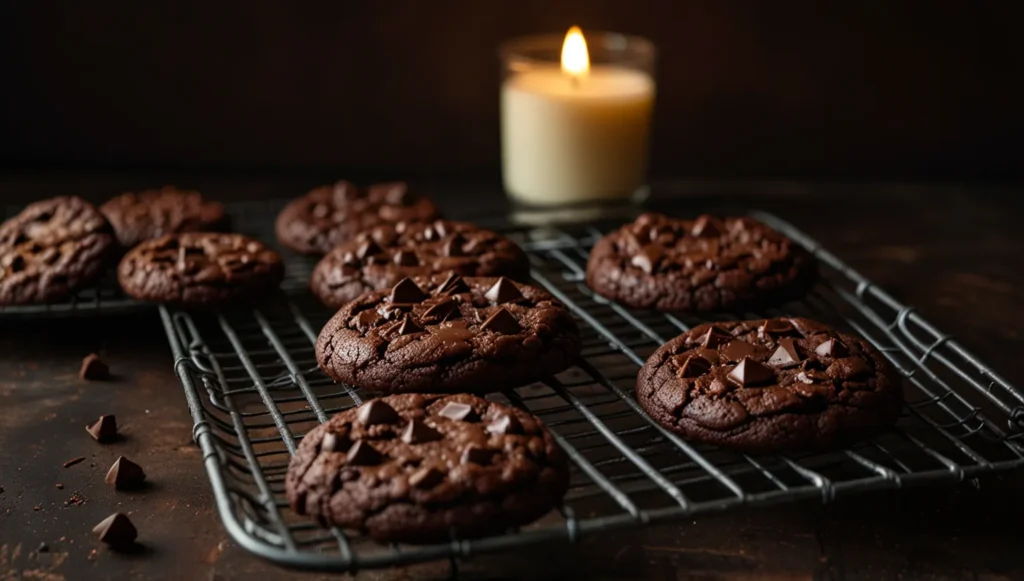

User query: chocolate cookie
[310,220,531,309]
[636,317,903,453]
[285,393,569,543]
[0,196,117,305]
[100,186,227,248]
[117,232,284,305]
[316,275,580,394]
[586,213,816,312]
[275,181,440,255]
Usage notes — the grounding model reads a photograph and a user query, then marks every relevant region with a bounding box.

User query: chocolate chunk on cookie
[316,275,580,394]
[586,213,816,312]
[117,232,284,305]
[310,220,531,309]
[275,181,440,255]
[100,186,227,248]
[0,196,117,305]
[636,317,903,453]
[285,393,569,543]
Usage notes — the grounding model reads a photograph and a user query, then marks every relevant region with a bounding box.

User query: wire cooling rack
[161,209,1024,572]
[0,199,318,316]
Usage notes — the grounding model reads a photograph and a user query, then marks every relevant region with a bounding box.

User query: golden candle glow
[560,26,590,78]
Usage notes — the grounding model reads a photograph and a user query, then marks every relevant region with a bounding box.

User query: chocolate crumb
[62,456,86,468]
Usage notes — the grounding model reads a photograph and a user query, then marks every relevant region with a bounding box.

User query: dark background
[1,1,1021,180]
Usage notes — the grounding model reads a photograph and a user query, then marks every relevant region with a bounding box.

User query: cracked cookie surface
[117,232,284,305]
[100,186,227,248]
[285,393,569,543]
[0,196,117,305]
[586,213,816,312]
[315,275,580,394]
[275,181,440,255]
[310,219,530,309]
[636,317,903,453]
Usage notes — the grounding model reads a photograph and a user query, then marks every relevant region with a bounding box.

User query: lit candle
[501,27,656,206]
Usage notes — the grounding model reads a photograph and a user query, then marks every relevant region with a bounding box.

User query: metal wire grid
[161,210,1024,572]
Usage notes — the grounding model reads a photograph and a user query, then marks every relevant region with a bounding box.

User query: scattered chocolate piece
[93,513,137,548]
[443,233,466,257]
[698,326,733,348]
[320,432,345,452]
[341,251,360,267]
[814,338,848,358]
[105,457,146,491]
[409,466,445,490]
[395,316,424,336]
[393,250,419,266]
[346,441,383,466]
[630,245,663,274]
[423,299,459,321]
[437,402,476,422]
[401,418,442,444]
[768,338,803,367]
[726,357,776,387]
[62,456,86,469]
[484,277,523,304]
[691,215,721,238]
[389,278,428,304]
[356,400,400,426]
[37,542,49,553]
[695,347,720,364]
[721,340,757,362]
[461,446,497,466]
[356,239,383,260]
[437,273,470,295]
[55,483,64,490]
[86,415,118,443]
[759,319,797,338]
[486,414,522,435]
[675,355,711,378]
[79,354,109,381]
[480,308,521,334]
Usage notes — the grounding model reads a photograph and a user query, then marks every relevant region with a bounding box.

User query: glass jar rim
[498,31,656,65]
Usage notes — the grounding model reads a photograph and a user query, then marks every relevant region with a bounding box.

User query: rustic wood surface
[1,174,1022,580]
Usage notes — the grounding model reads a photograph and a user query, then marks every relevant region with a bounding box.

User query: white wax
[501,65,655,206]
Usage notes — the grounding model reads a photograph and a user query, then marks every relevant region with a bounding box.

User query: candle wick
[570,75,580,89]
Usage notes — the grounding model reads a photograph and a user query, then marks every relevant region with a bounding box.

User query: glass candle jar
[500,30,656,207]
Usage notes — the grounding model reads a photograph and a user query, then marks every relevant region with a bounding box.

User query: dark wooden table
[1,173,1022,581]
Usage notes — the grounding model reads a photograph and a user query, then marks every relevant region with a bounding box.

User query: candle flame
[560,26,590,78]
